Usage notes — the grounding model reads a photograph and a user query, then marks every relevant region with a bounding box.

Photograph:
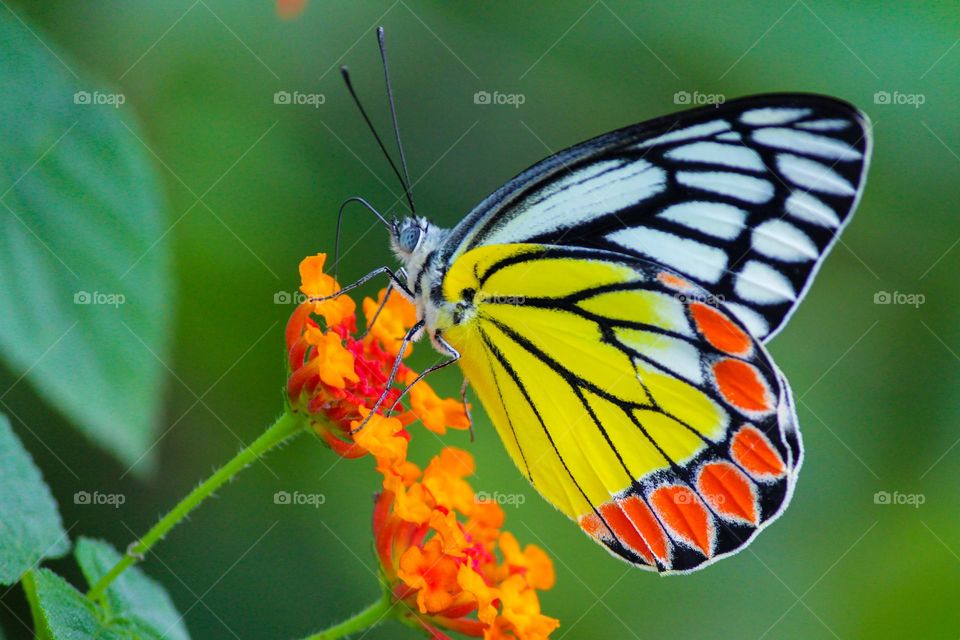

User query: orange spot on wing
[650,485,713,557]
[731,425,786,480]
[712,358,772,413]
[657,271,693,291]
[691,302,752,356]
[599,502,654,564]
[698,461,758,525]
[620,495,670,563]
[578,512,612,542]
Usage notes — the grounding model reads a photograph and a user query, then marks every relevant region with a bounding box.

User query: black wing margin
[444,94,871,342]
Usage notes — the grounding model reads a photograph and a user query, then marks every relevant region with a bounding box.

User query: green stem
[87,410,308,601]
[301,592,394,640]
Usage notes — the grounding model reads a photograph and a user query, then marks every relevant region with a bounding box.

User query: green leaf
[0,8,173,471]
[0,414,68,585]
[76,538,190,640]
[27,569,129,640]
[22,570,54,640]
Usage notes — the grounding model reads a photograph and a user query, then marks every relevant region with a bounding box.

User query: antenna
[376,27,414,211]
[339,27,416,213]
[332,196,395,279]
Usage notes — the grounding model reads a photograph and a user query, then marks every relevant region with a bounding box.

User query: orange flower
[465,500,506,545]
[299,254,355,329]
[286,254,468,455]
[498,532,556,590]
[457,565,499,625]
[398,538,463,613]
[497,575,560,640]
[372,446,558,638]
[406,370,471,435]
[285,253,559,638]
[276,0,307,19]
[362,288,418,358]
[422,448,477,515]
[350,408,408,478]
[302,328,358,389]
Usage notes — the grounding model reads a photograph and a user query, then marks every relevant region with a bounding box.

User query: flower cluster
[285,254,470,456]
[365,433,559,639]
[286,254,559,639]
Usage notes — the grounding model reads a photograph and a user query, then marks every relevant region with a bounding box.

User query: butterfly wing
[439,243,800,573]
[441,94,871,341]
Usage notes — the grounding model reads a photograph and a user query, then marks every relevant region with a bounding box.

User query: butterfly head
[391,215,447,263]
[390,216,450,296]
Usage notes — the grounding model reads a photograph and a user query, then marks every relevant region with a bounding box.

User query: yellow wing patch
[439,243,799,574]
[442,244,726,516]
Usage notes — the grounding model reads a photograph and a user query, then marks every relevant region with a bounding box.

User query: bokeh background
[2,1,959,638]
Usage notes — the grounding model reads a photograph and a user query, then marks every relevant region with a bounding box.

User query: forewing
[444,94,871,341]
[441,244,801,573]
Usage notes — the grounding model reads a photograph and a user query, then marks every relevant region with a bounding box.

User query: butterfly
[336,30,871,574]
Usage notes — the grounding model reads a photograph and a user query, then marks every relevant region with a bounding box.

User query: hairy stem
[87,410,308,600]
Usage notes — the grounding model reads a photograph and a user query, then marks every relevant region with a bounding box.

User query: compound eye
[399,225,422,253]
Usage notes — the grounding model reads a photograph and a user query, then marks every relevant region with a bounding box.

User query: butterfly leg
[357,280,400,340]
[460,377,474,442]
[349,318,426,435]
[310,265,413,304]
[384,332,462,418]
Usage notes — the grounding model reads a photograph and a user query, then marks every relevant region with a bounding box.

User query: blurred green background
[2,1,959,638]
